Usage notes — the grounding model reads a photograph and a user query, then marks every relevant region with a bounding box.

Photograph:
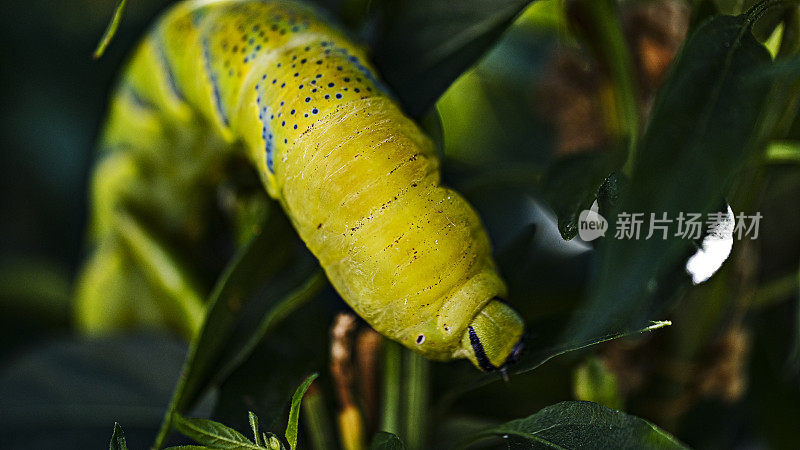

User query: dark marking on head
[468,326,496,372]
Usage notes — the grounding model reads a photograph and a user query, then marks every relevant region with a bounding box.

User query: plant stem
[303,385,336,450]
[338,405,366,450]
[570,0,640,175]
[402,350,429,450]
[751,271,800,308]
[379,339,402,435]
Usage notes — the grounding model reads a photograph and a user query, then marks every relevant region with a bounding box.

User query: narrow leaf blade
[285,373,319,450]
[249,411,262,446]
[109,422,128,450]
[93,0,128,59]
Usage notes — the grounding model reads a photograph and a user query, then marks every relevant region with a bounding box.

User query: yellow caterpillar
[78,0,524,371]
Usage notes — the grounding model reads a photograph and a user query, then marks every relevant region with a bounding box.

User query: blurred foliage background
[1,0,800,449]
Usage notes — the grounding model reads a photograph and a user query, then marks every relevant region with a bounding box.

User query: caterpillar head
[460,299,525,372]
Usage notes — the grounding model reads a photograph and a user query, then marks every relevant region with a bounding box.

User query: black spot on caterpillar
[79,0,525,371]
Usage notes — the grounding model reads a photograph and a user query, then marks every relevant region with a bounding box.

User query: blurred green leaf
[173,414,260,449]
[116,210,206,337]
[371,0,538,117]
[93,0,128,59]
[285,373,318,450]
[766,140,800,162]
[0,259,72,350]
[0,258,71,317]
[370,431,406,450]
[566,13,774,341]
[572,356,623,410]
[0,334,186,449]
[464,401,686,449]
[109,422,128,450]
[153,209,322,449]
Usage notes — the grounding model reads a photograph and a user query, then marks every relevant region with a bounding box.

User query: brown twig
[356,328,383,433]
[330,313,366,450]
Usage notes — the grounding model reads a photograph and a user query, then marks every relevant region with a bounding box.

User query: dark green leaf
[153,209,322,448]
[93,0,128,59]
[0,335,185,449]
[370,431,406,450]
[465,401,686,449]
[109,423,128,450]
[285,373,319,450]
[565,13,774,341]
[172,414,260,449]
[542,151,625,240]
[436,322,670,414]
[212,286,335,435]
[371,0,538,117]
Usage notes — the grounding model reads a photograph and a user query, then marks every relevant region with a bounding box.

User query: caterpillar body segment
[83,0,525,370]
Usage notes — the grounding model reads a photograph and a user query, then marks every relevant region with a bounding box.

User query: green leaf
[265,432,285,450]
[153,209,323,449]
[163,446,216,450]
[0,335,184,448]
[212,284,331,435]
[542,151,625,240]
[93,0,128,59]
[565,12,775,341]
[285,373,319,450]
[465,401,686,449]
[109,423,128,450]
[371,0,538,117]
[248,411,262,446]
[573,356,623,410]
[436,322,671,414]
[173,414,261,449]
[370,431,406,450]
